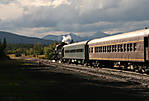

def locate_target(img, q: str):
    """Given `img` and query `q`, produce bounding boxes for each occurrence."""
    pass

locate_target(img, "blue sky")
[0,0,149,37]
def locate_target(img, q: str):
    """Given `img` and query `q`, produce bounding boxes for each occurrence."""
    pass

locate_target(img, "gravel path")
[37,59,149,87]
[24,59,149,101]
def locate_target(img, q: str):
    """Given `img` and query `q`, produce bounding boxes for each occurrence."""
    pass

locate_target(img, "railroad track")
[32,59,149,87]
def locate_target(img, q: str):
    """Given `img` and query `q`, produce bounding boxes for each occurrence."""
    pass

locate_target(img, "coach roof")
[64,41,88,47]
[88,29,149,44]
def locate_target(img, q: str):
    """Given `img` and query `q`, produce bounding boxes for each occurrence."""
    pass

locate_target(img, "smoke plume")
[62,34,72,44]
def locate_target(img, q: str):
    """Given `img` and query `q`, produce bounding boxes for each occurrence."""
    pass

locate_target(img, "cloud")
[0,0,149,37]
[16,0,51,7]
[0,3,23,20]
[0,0,15,4]
[51,0,71,8]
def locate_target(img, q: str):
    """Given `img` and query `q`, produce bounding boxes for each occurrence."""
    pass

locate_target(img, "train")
[55,28,149,73]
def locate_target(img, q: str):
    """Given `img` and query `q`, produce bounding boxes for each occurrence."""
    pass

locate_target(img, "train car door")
[145,36,149,61]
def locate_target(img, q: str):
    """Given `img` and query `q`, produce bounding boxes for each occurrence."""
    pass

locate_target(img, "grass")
[0,59,55,101]
[8,54,46,60]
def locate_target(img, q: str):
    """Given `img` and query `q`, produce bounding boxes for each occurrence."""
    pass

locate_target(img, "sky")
[0,0,149,38]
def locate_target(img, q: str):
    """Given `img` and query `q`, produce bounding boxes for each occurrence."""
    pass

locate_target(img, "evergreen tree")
[2,38,7,50]
[0,40,2,56]
[33,42,43,57]
[0,38,8,59]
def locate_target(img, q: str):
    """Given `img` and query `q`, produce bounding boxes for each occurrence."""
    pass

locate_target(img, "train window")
[123,44,126,52]
[107,45,111,52]
[98,47,100,52]
[127,44,130,51]
[95,47,98,53]
[110,45,112,52]
[114,45,116,52]
[104,46,107,52]
[120,44,123,52]
[98,47,100,53]
[100,47,102,52]
[130,43,133,51]
[97,47,99,53]
[109,46,110,52]
[133,43,137,51]
[107,46,109,52]
[101,47,103,52]
[115,45,117,52]
[73,50,75,53]
[112,45,114,52]
[77,49,83,52]
[77,49,78,52]
[70,50,72,53]
[113,45,116,52]
[65,50,70,53]
[91,47,93,53]
[104,46,106,52]
[117,45,120,52]
[109,46,111,52]
[103,46,105,52]
[96,47,98,53]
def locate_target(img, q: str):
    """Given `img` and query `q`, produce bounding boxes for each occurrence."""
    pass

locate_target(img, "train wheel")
[138,66,145,73]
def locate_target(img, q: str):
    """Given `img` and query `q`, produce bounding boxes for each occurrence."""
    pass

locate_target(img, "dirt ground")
[24,61,149,101]
[1,59,149,101]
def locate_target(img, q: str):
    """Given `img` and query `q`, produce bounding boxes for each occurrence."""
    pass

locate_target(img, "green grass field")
[0,59,54,101]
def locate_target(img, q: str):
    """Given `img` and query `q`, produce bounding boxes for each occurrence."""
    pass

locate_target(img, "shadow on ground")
[0,60,149,101]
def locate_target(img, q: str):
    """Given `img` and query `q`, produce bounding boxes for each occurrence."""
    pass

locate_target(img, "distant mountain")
[0,31,53,44]
[42,34,63,42]
[80,31,111,41]
[42,31,111,42]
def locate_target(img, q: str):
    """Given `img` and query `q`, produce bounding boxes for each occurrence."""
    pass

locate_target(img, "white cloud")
[0,0,149,37]
[0,3,23,20]
[51,0,71,8]
[16,0,51,7]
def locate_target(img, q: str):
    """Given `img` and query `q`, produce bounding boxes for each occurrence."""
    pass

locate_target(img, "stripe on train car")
[89,40,144,47]
[89,57,144,62]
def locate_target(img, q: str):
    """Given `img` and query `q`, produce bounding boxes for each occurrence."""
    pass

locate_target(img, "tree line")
[7,41,59,59]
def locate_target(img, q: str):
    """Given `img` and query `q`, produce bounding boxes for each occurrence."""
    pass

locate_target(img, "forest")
[0,38,59,60]
[9,41,59,59]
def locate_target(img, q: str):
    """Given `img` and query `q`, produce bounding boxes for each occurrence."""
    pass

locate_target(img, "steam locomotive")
[55,28,149,73]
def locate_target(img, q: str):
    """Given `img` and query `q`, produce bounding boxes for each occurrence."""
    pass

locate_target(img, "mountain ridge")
[0,31,53,44]
[42,31,111,42]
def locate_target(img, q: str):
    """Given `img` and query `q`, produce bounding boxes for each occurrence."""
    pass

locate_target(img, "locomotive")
[55,28,149,73]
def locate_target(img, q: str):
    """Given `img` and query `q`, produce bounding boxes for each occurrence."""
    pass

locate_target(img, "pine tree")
[2,38,7,49]
[0,40,2,56]
[0,38,7,58]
